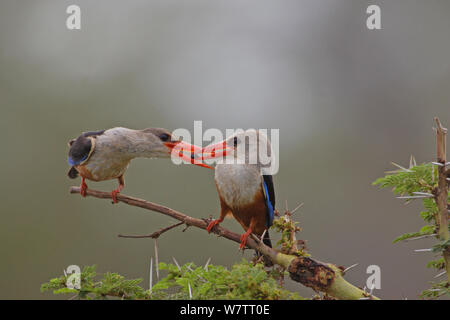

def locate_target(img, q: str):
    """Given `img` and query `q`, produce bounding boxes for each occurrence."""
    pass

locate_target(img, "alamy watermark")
[64,265,81,290]
[365,264,381,295]
[366,5,381,30]
[66,4,381,31]
[66,5,81,30]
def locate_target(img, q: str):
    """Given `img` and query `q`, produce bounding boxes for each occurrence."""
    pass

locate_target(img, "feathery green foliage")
[373,162,436,195]
[152,259,302,300]
[373,159,449,298]
[420,281,450,299]
[40,265,150,300]
[41,260,303,300]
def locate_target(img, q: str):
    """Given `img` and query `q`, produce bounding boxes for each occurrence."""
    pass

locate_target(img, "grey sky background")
[0,0,449,299]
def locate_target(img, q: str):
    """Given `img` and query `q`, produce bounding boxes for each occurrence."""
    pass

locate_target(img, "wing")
[67,130,105,166]
[261,174,276,227]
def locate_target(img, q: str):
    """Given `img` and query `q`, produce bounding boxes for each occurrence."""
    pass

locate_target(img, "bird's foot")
[111,190,120,204]
[80,178,88,197]
[111,181,124,204]
[111,187,123,204]
[239,229,252,250]
[206,218,223,233]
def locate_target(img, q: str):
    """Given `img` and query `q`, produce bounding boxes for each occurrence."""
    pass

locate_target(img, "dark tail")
[67,166,79,179]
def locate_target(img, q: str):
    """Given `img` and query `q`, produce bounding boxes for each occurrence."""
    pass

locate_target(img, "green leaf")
[393,225,435,243]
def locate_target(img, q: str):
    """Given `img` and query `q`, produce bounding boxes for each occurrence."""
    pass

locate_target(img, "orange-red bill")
[177,152,213,169]
[164,141,203,154]
[200,141,233,160]
[164,141,213,169]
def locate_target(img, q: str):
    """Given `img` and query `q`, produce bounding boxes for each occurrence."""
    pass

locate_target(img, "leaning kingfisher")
[200,129,275,250]
[67,127,210,203]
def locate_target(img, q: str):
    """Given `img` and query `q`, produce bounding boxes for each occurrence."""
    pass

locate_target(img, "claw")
[206,218,223,233]
[111,181,124,204]
[111,190,120,204]
[239,228,252,250]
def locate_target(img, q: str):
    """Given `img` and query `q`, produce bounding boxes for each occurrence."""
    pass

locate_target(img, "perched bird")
[67,127,209,203]
[201,130,275,250]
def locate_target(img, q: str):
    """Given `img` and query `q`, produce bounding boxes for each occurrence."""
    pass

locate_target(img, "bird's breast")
[75,165,95,181]
[215,164,261,209]
[81,151,130,181]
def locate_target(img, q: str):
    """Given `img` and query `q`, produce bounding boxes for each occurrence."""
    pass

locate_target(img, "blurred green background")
[0,0,449,299]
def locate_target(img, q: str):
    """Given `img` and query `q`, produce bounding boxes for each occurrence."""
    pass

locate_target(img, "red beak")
[164,141,213,169]
[199,141,234,160]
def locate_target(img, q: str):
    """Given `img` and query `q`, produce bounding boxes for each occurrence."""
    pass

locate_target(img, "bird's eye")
[233,137,238,146]
[159,133,170,142]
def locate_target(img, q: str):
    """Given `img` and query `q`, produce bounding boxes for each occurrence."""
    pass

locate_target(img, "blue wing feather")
[68,154,88,166]
[262,176,275,227]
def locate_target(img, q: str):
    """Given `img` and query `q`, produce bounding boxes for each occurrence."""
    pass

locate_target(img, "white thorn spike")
[405,234,436,241]
[291,202,304,214]
[204,257,211,271]
[260,229,267,244]
[397,195,433,199]
[412,192,434,197]
[186,263,194,272]
[188,282,192,299]
[172,257,181,271]
[343,263,359,273]
[154,239,160,281]
[391,162,412,172]
[434,271,446,278]
[149,257,153,294]
[409,155,417,168]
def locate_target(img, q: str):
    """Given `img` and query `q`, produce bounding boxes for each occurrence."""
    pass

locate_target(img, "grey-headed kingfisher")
[67,127,210,203]
[200,130,275,250]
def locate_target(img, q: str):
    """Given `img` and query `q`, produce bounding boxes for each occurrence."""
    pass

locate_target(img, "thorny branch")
[118,222,184,239]
[69,186,379,300]
[433,117,450,282]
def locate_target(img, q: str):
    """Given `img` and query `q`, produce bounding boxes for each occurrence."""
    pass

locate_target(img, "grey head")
[221,129,273,168]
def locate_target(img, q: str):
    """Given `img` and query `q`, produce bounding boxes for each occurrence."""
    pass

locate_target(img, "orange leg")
[206,204,228,233]
[80,177,88,197]
[239,227,253,250]
[206,217,224,233]
[239,218,257,250]
[111,176,125,204]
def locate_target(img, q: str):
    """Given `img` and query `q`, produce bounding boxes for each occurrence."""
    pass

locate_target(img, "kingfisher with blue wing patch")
[200,129,275,250]
[67,127,210,203]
